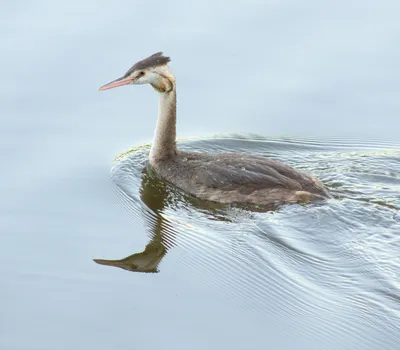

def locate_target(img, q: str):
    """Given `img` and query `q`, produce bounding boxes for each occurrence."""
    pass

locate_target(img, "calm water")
[2,1,400,349]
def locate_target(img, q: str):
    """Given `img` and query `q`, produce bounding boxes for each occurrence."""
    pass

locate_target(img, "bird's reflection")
[94,166,177,273]
[93,162,279,273]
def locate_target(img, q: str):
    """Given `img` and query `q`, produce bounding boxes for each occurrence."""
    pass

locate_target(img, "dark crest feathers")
[124,52,171,77]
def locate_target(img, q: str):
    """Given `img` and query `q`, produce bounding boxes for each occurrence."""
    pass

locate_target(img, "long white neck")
[149,87,177,164]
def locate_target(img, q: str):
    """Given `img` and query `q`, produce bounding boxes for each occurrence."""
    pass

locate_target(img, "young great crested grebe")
[99,52,329,206]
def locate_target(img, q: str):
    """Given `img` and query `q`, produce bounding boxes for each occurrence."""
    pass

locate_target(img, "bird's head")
[99,52,174,93]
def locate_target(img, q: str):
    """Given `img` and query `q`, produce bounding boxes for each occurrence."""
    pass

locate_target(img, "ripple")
[98,135,400,348]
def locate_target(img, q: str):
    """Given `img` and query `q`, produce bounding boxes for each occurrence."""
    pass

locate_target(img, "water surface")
[1,1,400,349]
[93,136,400,349]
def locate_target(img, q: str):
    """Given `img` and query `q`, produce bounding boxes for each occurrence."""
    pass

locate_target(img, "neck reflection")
[94,166,176,273]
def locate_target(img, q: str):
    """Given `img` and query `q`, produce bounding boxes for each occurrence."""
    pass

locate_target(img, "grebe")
[99,52,329,205]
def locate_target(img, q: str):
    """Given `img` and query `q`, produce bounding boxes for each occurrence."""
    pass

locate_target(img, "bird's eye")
[139,71,145,76]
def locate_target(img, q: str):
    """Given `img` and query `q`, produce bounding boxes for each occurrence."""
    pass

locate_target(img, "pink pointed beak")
[99,76,135,91]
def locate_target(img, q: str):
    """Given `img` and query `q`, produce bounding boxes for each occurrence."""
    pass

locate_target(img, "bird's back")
[151,151,329,206]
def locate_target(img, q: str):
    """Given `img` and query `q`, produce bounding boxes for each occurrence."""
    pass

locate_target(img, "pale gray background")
[1,1,399,349]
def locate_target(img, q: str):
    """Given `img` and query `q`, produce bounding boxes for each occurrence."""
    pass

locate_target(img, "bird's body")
[152,150,328,205]
[100,52,329,206]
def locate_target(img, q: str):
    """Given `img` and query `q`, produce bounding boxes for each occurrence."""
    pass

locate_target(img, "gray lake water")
[2,1,400,349]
